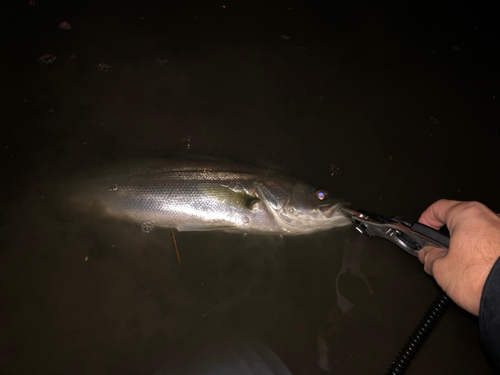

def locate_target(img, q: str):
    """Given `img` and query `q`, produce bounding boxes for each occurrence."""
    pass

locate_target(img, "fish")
[65,158,350,235]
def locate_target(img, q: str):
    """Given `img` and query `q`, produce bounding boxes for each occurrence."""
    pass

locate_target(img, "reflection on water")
[2,196,348,374]
[1,0,499,374]
[153,338,293,375]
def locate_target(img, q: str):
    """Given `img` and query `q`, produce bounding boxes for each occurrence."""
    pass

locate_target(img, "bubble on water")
[242,216,250,224]
[243,232,248,236]
[109,184,118,191]
[280,235,284,239]
[141,221,155,233]
[183,135,192,150]
[329,163,341,176]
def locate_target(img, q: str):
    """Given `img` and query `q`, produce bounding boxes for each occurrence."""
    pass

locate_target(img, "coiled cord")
[385,293,450,375]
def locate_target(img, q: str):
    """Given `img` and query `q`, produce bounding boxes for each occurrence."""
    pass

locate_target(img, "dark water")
[1,0,499,374]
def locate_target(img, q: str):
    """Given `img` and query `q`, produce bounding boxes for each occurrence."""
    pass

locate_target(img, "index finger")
[418,199,463,230]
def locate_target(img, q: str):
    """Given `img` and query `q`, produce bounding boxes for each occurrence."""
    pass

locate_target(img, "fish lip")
[319,202,344,218]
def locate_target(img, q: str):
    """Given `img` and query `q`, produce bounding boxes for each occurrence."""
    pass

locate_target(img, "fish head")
[257,178,351,234]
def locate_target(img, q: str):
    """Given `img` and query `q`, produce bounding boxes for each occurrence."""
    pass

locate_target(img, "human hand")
[418,199,500,316]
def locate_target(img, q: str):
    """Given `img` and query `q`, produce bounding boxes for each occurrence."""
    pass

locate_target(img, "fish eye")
[315,189,327,201]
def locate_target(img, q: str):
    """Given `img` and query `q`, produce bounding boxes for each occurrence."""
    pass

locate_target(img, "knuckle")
[459,201,487,215]
[448,201,491,228]
[435,198,450,205]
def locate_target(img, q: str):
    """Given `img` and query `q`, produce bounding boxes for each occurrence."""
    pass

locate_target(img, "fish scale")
[66,159,349,234]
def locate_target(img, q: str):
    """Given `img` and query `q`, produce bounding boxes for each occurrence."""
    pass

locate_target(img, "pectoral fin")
[246,198,261,210]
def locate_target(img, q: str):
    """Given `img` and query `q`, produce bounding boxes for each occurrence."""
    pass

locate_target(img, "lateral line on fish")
[118,171,261,181]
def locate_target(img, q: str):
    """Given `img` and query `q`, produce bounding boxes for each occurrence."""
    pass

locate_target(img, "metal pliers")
[340,207,450,257]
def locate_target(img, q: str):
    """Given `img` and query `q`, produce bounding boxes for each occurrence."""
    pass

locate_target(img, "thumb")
[418,245,448,277]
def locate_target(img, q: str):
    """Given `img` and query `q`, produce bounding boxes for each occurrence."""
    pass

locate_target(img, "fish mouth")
[270,201,351,234]
[319,201,347,218]
[318,202,352,228]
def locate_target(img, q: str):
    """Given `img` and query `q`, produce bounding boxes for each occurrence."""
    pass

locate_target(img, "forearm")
[480,255,500,368]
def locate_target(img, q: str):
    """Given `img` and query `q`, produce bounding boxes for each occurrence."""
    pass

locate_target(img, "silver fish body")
[67,159,350,235]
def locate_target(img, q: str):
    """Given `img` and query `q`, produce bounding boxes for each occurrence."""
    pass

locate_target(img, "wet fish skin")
[67,159,350,235]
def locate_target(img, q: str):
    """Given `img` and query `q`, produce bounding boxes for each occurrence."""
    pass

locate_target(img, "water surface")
[1,0,499,374]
